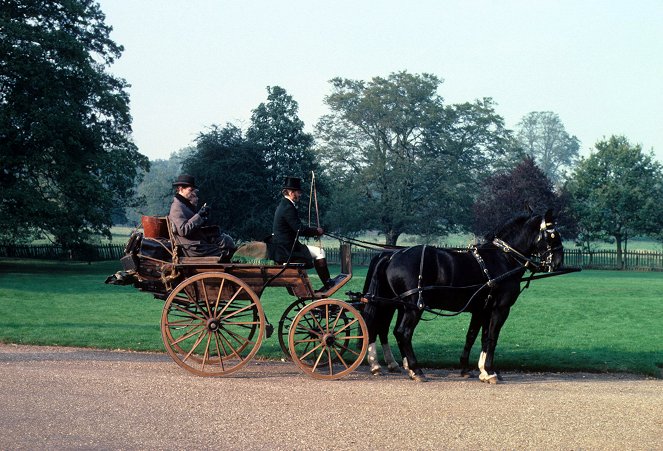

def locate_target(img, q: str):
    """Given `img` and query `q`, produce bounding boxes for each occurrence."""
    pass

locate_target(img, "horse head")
[492,208,564,272]
[534,209,564,272]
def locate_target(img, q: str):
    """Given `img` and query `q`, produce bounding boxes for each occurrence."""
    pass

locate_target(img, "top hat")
[172,174,196,188]
[283,176,303,191]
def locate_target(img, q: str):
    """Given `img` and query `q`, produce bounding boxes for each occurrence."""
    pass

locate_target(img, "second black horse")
[362,209,564,383]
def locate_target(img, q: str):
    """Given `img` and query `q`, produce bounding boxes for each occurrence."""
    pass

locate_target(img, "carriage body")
[106,216,368,380]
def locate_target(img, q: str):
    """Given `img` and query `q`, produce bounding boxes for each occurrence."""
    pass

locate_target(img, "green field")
[0,259,661,377]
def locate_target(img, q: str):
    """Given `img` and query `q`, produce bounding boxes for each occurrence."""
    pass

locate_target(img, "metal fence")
[2,243,663,271]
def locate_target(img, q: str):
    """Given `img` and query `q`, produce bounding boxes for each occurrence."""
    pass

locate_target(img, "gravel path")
[0,343,661,450]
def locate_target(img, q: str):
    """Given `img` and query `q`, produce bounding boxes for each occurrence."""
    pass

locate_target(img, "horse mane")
[483,212,538,243]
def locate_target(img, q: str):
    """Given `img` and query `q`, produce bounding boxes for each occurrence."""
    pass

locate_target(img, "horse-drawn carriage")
[106,216,369,380]
[107,210,578,383]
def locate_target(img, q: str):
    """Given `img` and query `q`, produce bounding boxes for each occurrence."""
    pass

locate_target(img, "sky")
[97,0,663,163]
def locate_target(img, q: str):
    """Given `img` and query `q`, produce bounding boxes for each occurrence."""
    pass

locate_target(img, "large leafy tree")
[515,111,580,186]
[182,124,272,240]
[246,86,317,193]
[316,71,514,245]
[0,0,148,246]
[567,135,663,267]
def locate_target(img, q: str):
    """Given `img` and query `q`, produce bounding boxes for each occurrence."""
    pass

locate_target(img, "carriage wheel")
[288,299,368,380]
[161,272,264,377]
[277,299,308,359]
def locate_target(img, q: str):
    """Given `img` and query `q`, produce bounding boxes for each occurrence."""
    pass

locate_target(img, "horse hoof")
[371,367,384,376]
[480,373,499,384]
[387,364,401,373]
[409,371,428,382]
[460,371,473,379]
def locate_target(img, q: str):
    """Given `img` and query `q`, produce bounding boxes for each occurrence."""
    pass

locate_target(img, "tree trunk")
[385,229,400,247]
[615,234,624,269]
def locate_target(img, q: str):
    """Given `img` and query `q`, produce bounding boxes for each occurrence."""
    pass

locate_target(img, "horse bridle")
[492,218,562,273]
[536,218,563,272]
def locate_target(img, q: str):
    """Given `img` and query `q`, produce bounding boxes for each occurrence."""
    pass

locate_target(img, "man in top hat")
[168,174,235,260]
[271,176,333,290]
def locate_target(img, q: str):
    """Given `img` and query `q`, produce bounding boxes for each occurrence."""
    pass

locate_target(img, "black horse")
[362,209,564,383]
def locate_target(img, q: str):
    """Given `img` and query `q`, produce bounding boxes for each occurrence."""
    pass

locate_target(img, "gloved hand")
[198,204,210,219]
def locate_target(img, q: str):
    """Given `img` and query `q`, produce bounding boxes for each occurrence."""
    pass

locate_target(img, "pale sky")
[98,0,663,163]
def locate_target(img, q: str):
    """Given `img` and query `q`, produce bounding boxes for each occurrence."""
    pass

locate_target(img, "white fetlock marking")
[367,343,381,374]
[408,368,418,379]
[478,351,489,380]
[402,357,409,371]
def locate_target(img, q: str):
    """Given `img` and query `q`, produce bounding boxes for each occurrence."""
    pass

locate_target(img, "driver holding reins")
[270,176,334,291]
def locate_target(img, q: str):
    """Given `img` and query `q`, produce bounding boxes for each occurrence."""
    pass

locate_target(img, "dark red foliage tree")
[472,157,567,237]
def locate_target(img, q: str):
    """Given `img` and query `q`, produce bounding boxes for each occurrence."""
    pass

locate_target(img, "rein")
[323,232,405,251]
[365,236,547,317]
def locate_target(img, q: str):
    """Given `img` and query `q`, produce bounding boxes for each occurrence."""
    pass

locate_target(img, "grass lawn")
[0,258,661,377]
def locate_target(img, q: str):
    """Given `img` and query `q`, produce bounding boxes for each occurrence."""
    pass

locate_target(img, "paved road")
[0,344,661,450]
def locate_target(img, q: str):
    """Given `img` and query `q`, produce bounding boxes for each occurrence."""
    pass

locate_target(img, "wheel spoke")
[170,302,206,322]
[182,329,208,362]
[201,333,213,371]
[310,345,326,373]
[299,340,324,361]
[331,345,350,370]
[213,333,226,371]
[334,317,359,335]
[217,329,245,362]
[169,324,205,346]
[211,278,225,318]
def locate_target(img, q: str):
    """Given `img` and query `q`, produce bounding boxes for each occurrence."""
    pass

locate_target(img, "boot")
[314,258,333,291]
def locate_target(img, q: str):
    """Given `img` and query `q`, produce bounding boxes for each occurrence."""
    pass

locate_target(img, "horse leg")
[363,302,384,376]
[394,309,426,382]
[477,322,496,384]
[460,311,482,378]
[478,306,511,384]
[382,307,401,372]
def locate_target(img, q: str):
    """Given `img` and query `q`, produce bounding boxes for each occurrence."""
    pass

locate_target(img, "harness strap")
[492,238,541,272]
[416,245,426,310]
[472,246,492,282]
[472,246,494,308]
[392,245,427,310]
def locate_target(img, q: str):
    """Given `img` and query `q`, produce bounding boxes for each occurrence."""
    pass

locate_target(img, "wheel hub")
[322,332,336,346]
[207,318,220,332]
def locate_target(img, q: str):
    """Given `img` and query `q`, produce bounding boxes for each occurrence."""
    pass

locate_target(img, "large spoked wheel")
[161,272,265,377]
[288,299,368,380]
[277,298,308,359]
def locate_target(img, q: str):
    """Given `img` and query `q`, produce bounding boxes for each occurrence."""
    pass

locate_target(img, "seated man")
[270,176,333,290]
[168,174,235,260]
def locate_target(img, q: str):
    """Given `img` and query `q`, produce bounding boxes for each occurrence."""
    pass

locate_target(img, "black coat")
[168,195,234,258]
[271,197,319,267]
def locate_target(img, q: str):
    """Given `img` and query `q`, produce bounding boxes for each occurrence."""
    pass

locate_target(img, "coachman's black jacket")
[270,197,319,268]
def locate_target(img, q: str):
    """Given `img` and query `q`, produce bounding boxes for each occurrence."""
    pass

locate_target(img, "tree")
[182,124,272,240]
[516,111,580,186]
[246,86,317,193]
[0,0,149,246]
[472,157,560,237]
[315,71,515,245]
[567,135,663,268]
